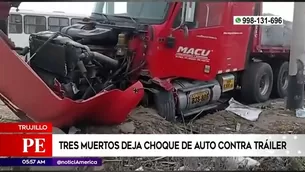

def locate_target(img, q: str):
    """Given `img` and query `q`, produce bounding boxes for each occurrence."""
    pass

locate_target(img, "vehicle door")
[152,2,226,81]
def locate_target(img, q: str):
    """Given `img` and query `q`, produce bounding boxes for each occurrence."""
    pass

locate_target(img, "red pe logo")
[0,134,52,156]
[19,135,52,156]
[23,138,46,153]
[0,123,52,157]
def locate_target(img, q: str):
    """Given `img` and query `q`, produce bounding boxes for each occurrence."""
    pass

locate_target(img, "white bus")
[8,8,88,48]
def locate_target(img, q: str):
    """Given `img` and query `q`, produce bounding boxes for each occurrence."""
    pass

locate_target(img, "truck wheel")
[271,61,289,98]
[241,62,273,103]
[153,89,176,122]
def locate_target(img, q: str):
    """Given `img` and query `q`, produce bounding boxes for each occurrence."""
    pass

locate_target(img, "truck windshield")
[92,2,169,23]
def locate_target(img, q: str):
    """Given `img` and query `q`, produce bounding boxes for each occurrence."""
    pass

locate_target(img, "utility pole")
[286,2,305,110]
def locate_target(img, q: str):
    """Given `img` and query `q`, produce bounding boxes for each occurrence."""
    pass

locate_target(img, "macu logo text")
[175,46,212,62]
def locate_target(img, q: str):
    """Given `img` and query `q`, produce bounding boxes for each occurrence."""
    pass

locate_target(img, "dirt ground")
[1,99,305,171]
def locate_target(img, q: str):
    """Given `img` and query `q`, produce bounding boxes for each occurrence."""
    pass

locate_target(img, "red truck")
[0,2,292,128]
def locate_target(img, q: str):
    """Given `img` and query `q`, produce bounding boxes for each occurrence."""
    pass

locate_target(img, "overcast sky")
[18,2,295,21]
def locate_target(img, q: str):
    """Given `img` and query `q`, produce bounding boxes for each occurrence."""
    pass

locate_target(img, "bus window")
[48,17,69,32]
[71,18,83,25]
[24,15,46,34]
[8,14,22,33]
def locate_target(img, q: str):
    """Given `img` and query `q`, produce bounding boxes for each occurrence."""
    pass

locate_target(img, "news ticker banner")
[0,123,305,157]
[0,158,101,166]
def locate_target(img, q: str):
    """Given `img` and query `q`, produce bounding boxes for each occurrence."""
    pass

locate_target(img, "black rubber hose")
[76,60,87,75]
[90,52,119,69]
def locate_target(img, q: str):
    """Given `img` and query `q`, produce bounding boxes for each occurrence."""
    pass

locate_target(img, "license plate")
[190,91,209,104]
[223,79,234,90]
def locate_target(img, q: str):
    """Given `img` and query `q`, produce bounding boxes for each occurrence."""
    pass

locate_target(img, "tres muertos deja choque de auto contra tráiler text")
[58,140,287,150]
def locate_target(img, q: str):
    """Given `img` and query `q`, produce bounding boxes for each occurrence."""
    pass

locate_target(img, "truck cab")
[92,2,265,120]
[93,2,257,80]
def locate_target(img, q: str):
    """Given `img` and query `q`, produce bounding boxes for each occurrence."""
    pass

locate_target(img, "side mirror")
[177,24,189,38]
[165,2,195,48]
[181,2,196,23]
[165,24,189,48]
[178,2,196,38]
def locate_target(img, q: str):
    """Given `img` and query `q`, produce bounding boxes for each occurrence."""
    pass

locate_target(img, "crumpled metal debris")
[296,108,305,118]
[225,98,262,121]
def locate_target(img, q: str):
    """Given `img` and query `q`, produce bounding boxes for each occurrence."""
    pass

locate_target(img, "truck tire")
[271,61,288,98]
[241,62,273,103]
[153,89,176,122]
